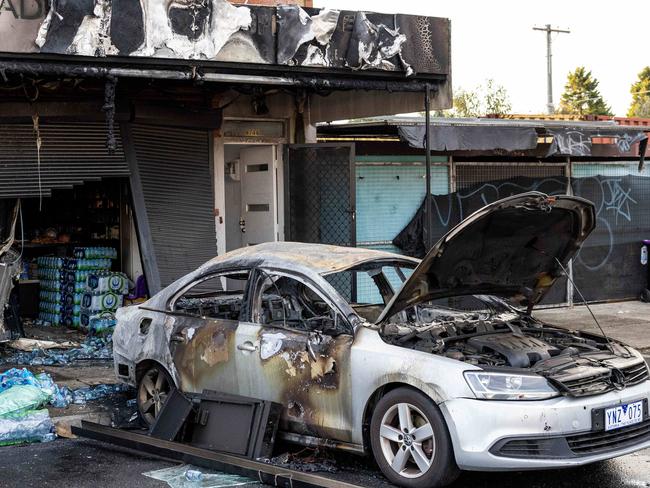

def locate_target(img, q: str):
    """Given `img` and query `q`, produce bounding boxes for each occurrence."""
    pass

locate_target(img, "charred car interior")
[172,272,249,320]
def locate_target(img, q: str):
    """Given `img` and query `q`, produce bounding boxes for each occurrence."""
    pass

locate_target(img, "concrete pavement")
[534,300,650,353]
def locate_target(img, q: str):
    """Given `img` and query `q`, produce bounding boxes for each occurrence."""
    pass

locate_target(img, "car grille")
[496,438,559,458]
[555,362,649,397]
[567,419,650,455]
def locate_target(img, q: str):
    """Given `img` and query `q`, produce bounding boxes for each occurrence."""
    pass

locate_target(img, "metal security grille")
[286,143,355,300]
[571,162,650,301]
[455,163,567,190]
[0,122,128,198]
[129,124,216,292]
[285,144,355,246]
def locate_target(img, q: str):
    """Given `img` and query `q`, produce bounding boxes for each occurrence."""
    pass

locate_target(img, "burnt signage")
[0,0,44,19]
[0,0,450,77]
[0,0,44,53]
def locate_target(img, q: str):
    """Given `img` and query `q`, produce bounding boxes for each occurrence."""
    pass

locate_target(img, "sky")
[313,0,647,116]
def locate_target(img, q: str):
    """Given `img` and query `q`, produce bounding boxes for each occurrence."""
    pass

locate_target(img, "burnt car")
[114,192,650,487]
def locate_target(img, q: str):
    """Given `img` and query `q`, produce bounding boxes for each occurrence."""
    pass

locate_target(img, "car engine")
[379,308,635,370]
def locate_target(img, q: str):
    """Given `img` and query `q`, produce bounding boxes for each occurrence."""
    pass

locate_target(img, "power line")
[533,24,570,114]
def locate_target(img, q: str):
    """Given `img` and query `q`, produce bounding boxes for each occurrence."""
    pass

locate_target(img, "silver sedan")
[113,193,650,487]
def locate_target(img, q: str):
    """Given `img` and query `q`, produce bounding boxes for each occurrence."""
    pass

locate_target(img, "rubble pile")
[0,367,132,445]
[0,334,113,366]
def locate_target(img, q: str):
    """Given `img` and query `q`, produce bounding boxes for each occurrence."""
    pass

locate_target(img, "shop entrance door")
[239,145,278,246]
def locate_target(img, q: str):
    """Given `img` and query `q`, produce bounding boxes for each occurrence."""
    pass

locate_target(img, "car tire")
[137,364,175,426]
[369,387,460,488]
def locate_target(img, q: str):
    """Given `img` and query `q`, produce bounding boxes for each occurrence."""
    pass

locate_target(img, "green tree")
[452,88,482,117]
[436,79,511,117]
[627,67,650,118]
[558,67,612,116]
[484,79,512,115]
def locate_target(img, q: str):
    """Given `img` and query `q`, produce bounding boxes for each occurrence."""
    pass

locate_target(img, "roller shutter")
[0,122,128,198]
[129,124,216,291]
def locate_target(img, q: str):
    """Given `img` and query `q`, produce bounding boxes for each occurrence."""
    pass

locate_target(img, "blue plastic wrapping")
[0,385,50,417]
[0,409,55,446]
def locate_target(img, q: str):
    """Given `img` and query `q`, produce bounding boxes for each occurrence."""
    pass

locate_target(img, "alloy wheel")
[378,402,436,479]
[138,367,172,425]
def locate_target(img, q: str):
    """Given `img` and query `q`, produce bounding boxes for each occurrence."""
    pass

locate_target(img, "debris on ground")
[54,421,76,439]
[0,369,57,445]
[7,338,80,351]
[0,367,134,445]
[71,383,131,405]
[0,334,113,366]
[265,448,339,473]
[142,464,256,488]
[110,398,143,430]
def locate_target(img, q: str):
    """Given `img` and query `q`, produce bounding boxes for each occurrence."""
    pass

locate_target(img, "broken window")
[253,271,345,336]
[325,262,416,323]
[171,271,250,321]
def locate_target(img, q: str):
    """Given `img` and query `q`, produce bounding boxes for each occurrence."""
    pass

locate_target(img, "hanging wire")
[31,113,43,211]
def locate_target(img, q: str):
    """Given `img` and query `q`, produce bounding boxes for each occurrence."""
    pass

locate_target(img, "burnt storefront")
[0,1,452,335]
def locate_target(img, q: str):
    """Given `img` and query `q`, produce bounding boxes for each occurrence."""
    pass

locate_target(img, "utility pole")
[533,24,570,114]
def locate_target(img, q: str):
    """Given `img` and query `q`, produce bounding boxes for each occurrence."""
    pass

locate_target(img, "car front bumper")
[440,380,650,471]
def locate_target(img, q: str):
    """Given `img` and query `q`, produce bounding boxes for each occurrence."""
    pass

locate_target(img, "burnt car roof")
[200,242,419,275]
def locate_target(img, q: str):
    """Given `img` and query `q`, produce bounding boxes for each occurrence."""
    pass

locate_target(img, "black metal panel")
[190,390,281,459]
[110,0,145,55]
[39,0,95,54]
[129,124,216,292]
[0,122,128,199]
[150,389,194,442]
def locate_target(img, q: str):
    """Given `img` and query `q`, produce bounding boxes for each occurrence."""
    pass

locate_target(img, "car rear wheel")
[137,364,174,426]
[370,387,459,488]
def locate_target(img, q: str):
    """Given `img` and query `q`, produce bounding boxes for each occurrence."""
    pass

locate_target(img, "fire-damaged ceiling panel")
[6,1,450,77]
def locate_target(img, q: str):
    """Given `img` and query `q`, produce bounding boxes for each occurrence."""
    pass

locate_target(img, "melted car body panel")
[171,316,239,394]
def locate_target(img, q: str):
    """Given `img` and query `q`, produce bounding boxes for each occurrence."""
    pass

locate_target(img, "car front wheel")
[370,387,459,488]
[137,364,174,426]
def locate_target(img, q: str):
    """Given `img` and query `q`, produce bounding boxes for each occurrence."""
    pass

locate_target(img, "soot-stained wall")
[4,0,450,77]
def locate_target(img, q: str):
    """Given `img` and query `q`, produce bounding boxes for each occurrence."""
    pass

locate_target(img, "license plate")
[604,400,644,431]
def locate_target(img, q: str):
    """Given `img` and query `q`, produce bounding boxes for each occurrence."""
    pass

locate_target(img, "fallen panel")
[150,389,194,442]
[190,390,281,460]
[72,421,364,488]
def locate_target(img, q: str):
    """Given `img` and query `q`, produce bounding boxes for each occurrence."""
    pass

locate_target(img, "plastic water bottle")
[185,470,204,482]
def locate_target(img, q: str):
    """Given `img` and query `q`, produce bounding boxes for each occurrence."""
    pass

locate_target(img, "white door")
[240,145,277,246]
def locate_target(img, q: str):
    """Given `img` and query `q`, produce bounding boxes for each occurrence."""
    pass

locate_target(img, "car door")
[168,270,250,395]
[234,268,355,443]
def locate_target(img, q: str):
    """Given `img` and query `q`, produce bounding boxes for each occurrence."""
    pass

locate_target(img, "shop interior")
[11,178,145,335]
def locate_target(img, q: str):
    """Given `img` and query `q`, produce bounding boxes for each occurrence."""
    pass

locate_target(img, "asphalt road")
[2,437,650,488]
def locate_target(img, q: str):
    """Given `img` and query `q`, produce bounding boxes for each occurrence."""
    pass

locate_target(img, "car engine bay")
[379,304,648,396]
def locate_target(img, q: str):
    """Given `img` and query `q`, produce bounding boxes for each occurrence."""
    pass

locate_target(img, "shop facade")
[0,1,452,331]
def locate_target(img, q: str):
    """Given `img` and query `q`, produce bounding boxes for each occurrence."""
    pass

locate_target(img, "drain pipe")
[424,85,433,251]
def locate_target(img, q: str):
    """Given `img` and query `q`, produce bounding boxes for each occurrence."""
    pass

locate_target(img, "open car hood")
[376,192,596,324]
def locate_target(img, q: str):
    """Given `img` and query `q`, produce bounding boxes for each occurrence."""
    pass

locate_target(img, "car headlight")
[464,371,559,400]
